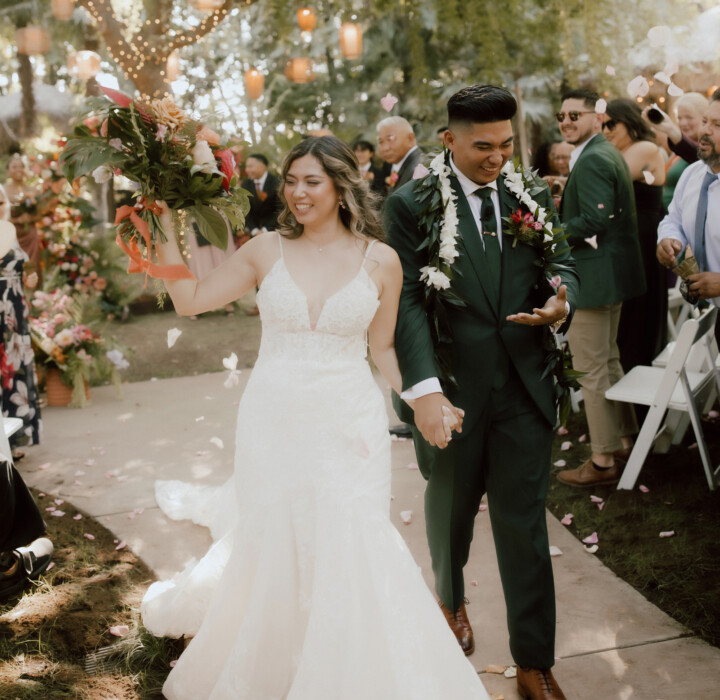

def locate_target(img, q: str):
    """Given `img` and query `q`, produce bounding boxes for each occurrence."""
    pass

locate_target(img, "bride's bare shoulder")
[367,239,401,269]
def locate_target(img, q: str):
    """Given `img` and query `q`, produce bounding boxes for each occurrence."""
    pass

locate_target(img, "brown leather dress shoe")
[438,600,474,655]
[517,666,567,700]
[556,458,620,488]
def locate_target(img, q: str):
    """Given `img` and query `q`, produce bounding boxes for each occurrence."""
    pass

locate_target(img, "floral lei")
[414,153,581,422]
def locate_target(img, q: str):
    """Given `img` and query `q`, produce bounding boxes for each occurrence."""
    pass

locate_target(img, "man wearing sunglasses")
[555,88,645,488]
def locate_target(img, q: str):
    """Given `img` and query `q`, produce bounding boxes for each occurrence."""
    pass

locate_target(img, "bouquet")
[59,87,250,282]
[672,245,701,305]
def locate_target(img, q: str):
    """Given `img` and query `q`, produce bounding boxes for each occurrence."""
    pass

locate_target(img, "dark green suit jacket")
[559,134,645,309]
[385,169,580,432]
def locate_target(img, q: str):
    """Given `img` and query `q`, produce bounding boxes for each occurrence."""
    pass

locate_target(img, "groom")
[385,85,578,700]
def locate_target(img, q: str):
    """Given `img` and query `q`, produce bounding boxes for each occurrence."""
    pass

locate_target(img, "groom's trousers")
[411,367,556,670]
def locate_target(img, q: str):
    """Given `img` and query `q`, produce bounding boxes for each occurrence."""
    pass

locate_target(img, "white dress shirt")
[658,160,720,307]
[254,170,268,191]
[568,133,598,171]
[392,145,419,174]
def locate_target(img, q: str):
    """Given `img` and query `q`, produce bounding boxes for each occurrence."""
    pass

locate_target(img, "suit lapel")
[452,177,500,315]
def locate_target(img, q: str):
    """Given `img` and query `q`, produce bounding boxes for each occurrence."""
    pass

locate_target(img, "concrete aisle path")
[18,372,720,699]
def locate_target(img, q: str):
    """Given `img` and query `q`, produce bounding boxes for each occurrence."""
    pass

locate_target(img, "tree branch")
[171,0,233,49]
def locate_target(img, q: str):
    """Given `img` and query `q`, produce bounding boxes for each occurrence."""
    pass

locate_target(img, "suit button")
[533,284,539,290]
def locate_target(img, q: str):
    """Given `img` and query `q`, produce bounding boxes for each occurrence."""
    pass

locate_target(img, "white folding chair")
[667,279,700,341]
[606,307,720,490]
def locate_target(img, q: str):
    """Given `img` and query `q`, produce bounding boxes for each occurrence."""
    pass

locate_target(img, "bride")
[142,135,489,699]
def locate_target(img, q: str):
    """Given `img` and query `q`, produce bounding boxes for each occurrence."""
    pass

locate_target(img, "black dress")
[617,181,668,372]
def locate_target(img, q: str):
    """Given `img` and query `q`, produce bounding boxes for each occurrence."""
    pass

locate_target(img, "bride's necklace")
[303,232,346,253]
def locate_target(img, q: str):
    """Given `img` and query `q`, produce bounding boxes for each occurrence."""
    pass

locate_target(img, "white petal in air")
[584,235,598,250]
[412,164,430,179]
[653,72,671,85]
[605,65,616,76]
[627,75,650,99]
[664,58,679,77]
[380,93,399,112]
[595,99,607,114]
[643,171,655,185]
[647,25,672,48]
[668,82,684,97]
[222,352,238,371]
[167,328,182,348]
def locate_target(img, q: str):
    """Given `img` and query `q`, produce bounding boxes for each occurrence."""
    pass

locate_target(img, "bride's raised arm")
[155,202,259,316]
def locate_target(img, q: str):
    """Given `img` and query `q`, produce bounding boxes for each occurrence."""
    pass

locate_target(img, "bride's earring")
[338,197,346,210]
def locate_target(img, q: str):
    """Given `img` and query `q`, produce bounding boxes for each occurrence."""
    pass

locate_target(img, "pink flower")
[93,278,107,291]
[155,124,168,141]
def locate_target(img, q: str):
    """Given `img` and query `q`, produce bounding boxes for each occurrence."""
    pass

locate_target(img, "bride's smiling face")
[284,155,340,228]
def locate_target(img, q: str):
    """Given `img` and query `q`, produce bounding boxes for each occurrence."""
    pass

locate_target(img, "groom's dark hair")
[447,85,517,126]
[561,88,600,110]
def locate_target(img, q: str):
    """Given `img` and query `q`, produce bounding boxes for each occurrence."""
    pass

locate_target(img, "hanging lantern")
[167,51,181,81]
[69,50,101,80]
[51,0,75,20]
[285,58,314,84]
[190,0,224,11]
[297,7,317,32]
[16,26,51,56]
[339,23,362,59]
[245,68,264,100]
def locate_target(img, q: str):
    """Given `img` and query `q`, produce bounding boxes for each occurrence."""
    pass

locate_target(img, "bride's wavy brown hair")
[277,136,385,242]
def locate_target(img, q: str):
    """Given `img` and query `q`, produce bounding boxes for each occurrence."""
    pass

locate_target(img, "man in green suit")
[385,85,579,700]
[555,89,645,489]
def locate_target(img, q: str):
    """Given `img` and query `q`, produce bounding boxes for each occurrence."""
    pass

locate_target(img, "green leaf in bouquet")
[189,205,230,250]
[59,137,125,181]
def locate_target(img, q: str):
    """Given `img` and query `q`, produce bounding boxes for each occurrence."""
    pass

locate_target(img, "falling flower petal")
[554,459,566,467]
[627,75,650,99]
[560,513,573,526]
[549,545,563,557]
[584,235,598,250]
[399,510,413,524]
[595,99,607,114]
[210,436,224,449]
[556,426,569,436]
[598,502,605,511]
[115,540,127,551]
[647,25,672,47]
[598,203,605,209]
[486,665,506,675]
[167,328,182,348]
[222,352,238,371]
[73,514,83,521]
[169,660,177,668]
[639,484,650,493]
[560,441,572,451]
[653,72,672,85]
[688,442,698,450]
[668,82,684,97]
[584,544,599,554]
[578,434,587,443]
[664,58,679,77]
[643,170,655,185]
[380,93,399,112]
[83,533,95,540]
[605,65,616,76]
[50,510,65,517]
[659,530,676,538]
[582,531,599,545]
[504,666,518,679]
[550,275,562,289]
[109,625,130,637]
[412,164,430,179]
[478,503,488,512]
[407,461,419,470]
[590,495,604,503]
[37,462,51,470]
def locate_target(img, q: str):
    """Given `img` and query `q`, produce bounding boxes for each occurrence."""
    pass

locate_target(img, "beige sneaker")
[556,458,620,487]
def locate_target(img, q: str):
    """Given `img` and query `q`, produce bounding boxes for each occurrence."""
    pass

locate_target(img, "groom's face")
[445,120,514,185]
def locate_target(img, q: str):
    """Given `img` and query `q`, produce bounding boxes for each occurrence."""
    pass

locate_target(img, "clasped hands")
[506,285,568,327]
[410,394,465,450]
[657,238,720,300]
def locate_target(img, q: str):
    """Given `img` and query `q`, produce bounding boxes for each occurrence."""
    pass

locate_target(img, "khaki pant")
[567,303,638,453]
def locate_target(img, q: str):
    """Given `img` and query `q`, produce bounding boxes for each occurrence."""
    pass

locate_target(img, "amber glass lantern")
[297,7,317,31]
[16,27,51,56]
[51,0,75,20]
[339,23,362,59]
[245,68,265,100]
[285,58,314,84]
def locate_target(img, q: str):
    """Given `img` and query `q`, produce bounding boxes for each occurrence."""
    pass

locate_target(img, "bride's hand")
[442,404,465,441]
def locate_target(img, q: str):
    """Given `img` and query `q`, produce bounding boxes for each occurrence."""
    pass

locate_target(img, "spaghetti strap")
[276,231,284,258]
[362,239,377,264]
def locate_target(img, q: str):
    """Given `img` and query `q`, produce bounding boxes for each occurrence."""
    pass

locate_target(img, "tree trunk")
[17,53,36,138]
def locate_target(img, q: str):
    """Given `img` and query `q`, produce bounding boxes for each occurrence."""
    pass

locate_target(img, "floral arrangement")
[59,88,250,282]
[29,290,126,407]
[413,153,581,422]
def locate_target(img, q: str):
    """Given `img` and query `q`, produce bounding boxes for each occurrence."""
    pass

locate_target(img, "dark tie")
[694,170,716,272]
[476,187,502,295]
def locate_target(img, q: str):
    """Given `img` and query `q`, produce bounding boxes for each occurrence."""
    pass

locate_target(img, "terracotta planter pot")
[45,366,89,407]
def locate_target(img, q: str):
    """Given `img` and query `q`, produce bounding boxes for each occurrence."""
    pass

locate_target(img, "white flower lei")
[421,157,556,291]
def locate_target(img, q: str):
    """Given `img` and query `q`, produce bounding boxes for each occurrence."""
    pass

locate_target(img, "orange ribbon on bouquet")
[114,197,195,286]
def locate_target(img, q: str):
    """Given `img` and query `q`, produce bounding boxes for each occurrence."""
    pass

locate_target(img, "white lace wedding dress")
[141,235,489,699]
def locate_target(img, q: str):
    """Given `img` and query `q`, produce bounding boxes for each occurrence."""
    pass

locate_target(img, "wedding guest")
[436,125,449,144]
[386,84,578,700]
[603,98,668,371]
[657,88,720,344]
[0,184,41,459]
[4,155,42,282]
[241,154,282,237]
[376,117,424,194]
[556,88,644,488]
[643,93,709,210]
[352,139,385,195]
[533,139,574,205]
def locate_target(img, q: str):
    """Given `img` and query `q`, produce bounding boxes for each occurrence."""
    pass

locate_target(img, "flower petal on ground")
[109,625,130,637]
[554,459,566,467]
[659,530,676,538]
[486,665,506,674]
[561,513,573,526]
[399,510,412,524]
[582,531,599,545]
[560,441,572,451]
[73,514,82,520]
[584,544,599,554]
[407,461,419,470]
[50,510,65,517]
[578,434,587,443]
[504,666,518,679]
[556,426,569,436]
[590,495,604,503]
[115,541,127,551]
[210,436,224,449]
[639,484,650,493]
[222,352,238,371]
[167,328,182,348]
[37,462,51,470]
[471,579,478,586]
[478,503,488,512]
[83,533,95,540]
[549,546,563,557]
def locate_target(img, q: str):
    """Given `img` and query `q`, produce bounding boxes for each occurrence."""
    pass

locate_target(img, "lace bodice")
[256,238,380,363]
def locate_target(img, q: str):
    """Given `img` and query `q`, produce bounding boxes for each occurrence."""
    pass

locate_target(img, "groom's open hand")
[506,285,568,327]
[412,393,464,449]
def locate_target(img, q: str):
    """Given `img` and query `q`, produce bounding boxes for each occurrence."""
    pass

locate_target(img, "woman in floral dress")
[0,184,41,454]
